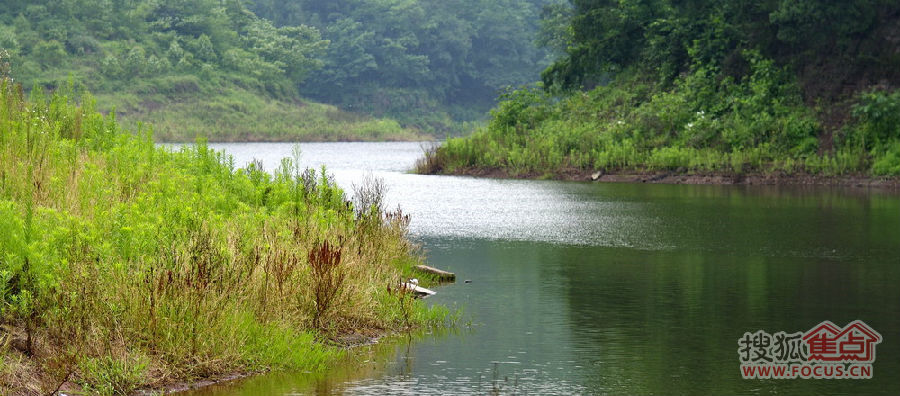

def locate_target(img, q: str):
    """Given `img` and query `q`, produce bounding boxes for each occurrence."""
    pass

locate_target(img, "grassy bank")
[418,69,900,180]
[418,1,900,182]
[90,80,428,143]
[0,79,449,395]
[18,62,428,143]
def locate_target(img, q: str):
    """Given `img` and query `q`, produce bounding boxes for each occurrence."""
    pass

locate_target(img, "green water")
[181,142,900,395]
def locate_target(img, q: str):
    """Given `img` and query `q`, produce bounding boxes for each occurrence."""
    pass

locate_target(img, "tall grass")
[90,83,429,143]
[0,79,448,395]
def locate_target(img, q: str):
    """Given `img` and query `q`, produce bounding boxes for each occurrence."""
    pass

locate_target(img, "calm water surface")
[180,142,900,395]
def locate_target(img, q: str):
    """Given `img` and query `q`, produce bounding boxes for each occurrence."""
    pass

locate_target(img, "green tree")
[32,40,67,68]
[247,0,556,127]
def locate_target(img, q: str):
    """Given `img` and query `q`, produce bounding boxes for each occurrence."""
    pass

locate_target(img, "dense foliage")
[422,0,900,177]
[0,79,448,394]
[247,0,558,130]
[0,0,557,138]
[543,0,900,95]
[2,0,325,89]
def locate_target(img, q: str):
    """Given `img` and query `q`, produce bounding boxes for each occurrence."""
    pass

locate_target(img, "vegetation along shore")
[417,1,900,183]
[437,166,900,188]
[0,77,451,395]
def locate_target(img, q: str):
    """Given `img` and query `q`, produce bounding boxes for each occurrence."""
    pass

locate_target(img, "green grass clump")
[91,82,429,143]
[0,79,449,395]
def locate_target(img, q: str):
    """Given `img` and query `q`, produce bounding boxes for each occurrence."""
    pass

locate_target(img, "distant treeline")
[247,0,558,128]
[0,0,559,136]
[1,0,324,95]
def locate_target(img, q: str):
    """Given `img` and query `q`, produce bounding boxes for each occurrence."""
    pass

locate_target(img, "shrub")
[32,40,66,68]
[872,142,900,175]
[847,90,900,151]
[489,86,553,132]
[76,355,148,396]
[307,240,346,330]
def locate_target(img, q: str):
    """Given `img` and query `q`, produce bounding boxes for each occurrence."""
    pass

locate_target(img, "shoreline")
[436,167,900,189]
[134,333,390,395]
[153,136,438,144]
[88,334,386,395]
[31,335,375,396]
[133,371,265,395]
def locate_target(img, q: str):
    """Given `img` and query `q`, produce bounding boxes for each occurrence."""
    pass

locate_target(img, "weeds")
[352,173,388,243]
[308,240,346,330]
[352,173,386,219]
[0,81,444,394]
[389,280,416,331]
[76,355,148,396]
[414,145,445,175]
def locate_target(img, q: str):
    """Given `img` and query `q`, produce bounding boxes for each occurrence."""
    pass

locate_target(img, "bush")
[847,90,900,151]
[32,40,67,68]
[66,34,102,55]
[872,142,900,175]
[77,355,148,396]
[489,86,554,132]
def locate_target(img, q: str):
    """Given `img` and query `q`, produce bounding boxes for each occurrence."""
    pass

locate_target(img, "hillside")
[0,0,557,140]
[247,0,557,131]
[0,0,429,142]
[420,1,900,180]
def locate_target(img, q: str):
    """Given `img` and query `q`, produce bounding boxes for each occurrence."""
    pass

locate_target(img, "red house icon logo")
[803,320,882,363]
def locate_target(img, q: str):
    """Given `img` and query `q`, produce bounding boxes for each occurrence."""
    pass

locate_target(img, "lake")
[180,142,900,395]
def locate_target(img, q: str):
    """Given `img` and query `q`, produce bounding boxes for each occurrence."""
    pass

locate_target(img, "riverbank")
[0,81,449,395]
[432,166,900,188]
[416,57,900,183]
[93,87,431,143]
[136,329,402,395]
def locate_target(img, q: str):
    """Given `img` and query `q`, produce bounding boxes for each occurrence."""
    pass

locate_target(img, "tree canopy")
[247,0,558,127]
[1,0,561,134]
[544,0,900,100]
[1,0,327,94]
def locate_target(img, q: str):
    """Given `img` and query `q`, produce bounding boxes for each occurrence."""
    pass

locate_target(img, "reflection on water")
[177,142,900,395]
